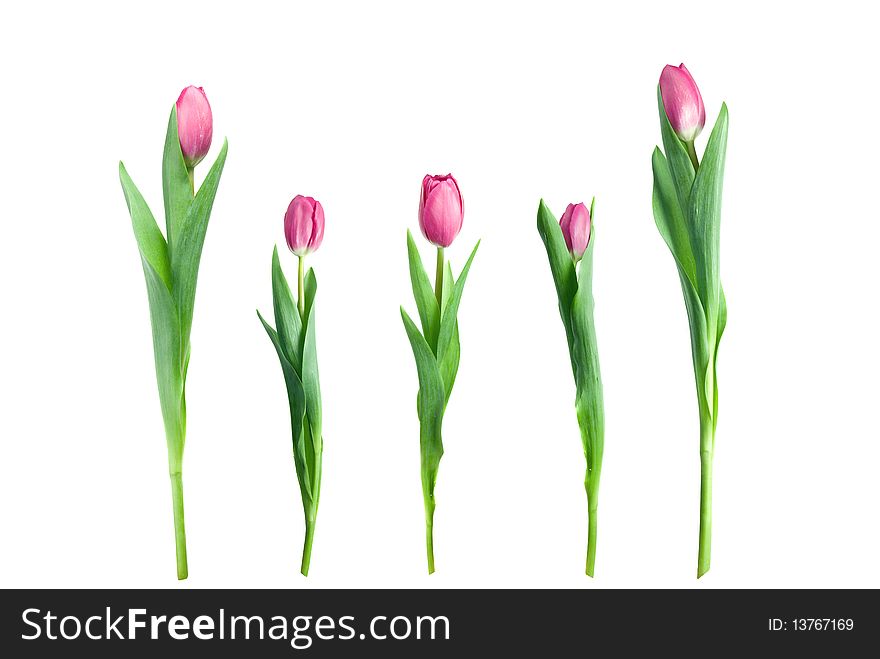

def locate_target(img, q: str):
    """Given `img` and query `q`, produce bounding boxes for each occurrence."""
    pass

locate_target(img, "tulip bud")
[659,64,706,143]
[284,195,325,257]
[559,202,591,262]
[418,174,464,248]
[176,86,213,168]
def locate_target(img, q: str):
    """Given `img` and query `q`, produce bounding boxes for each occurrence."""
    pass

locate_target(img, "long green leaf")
[400,308,445,498]
[537,199,577,349]
[438,263,460,404]
[171,139,229,348]
[406,230,440,353]
[688,104,728,319]
[301,270,323,471]
[437,241,479,367]
[142,255,185,470]
[271,247,303,371]
[570,234,604,500]
[258,310,311,501]
[162,106,193,254]
[119,162,172,289]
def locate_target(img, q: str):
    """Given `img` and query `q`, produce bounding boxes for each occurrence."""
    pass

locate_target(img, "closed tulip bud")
[284,195,325,256]
[419,174,464,248]
[559,202,591,262]
[659,64,706,143]
[176,86,213,168]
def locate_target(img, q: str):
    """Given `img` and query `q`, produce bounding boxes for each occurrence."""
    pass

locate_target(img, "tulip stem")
[297,255,305,319]
[186,166,195,195]
[698,413,714,578]
[434,247,444,313]
[301,517,316,577]
[685,140,700,172]
[170,472,188,580]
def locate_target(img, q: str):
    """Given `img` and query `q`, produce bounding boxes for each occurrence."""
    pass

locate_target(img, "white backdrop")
[1,0,877,589]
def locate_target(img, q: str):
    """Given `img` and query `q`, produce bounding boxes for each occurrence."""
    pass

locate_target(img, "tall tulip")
[559,202,591,262]
[176,86,213,170]
[284,195,325,318]
[659,64,705,169]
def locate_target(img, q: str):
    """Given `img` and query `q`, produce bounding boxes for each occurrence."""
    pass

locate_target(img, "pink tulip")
[176,86,213,168]
[559,202,591,262]
[284,195,325,256]
[659,64,706,143]
[419,174,464,248]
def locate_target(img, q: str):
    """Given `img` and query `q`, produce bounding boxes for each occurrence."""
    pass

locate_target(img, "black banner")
[0,589,874,655]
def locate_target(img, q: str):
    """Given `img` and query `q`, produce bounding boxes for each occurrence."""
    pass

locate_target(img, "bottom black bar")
[1,589,873,655]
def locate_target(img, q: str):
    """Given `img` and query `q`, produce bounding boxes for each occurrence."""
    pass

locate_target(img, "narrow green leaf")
[171,139,228,348]
[258,310,311,501]
[570,232,604,499]
[537,199,577,345]
[119,162,172,290]
[688,104,729,319]
[400,308,445,497]
[438,263,460,403]
[271,247,303,371]
[437,240,479,366]
[657,85,696,212]
[301,272,322,461]
[142,255,185,469]
[304,267,317,325]
[406,230,440,353]
[162,105,194,253]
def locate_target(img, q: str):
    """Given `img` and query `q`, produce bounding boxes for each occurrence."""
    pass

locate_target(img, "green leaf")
[301,271,323,470]
[537,199,577,347]
[162,105,194,254]
[688,103,729,319]
[258,310,311,501]
[142,255,185,471]
[119,162,172,290]
[271,247,303,371]
[171,139,228,349]
[657,85,696,213]
[406,230,441,353]
[437,240,479,367]
[304,267,317,326]
[400,308,445,498]
[651,147,698,292]
[570,231,604,500]
[438,263,460,404]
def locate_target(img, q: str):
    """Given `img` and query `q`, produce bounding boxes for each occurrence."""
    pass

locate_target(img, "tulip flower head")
[419,174,464,248]
[559,202,591,262]
[284,195,325,257]
[176,86,213,168]
[659,64,706,144]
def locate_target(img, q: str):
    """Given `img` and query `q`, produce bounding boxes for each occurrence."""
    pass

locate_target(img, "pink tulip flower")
[659,64,706,143]
[176,86,213,168]
[284,195,325,256]
[559,202,591,262]
[419,174,464,248]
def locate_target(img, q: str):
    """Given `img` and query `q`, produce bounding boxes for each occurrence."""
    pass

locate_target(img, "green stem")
[685,140,700,172]
[301,518,315,577]
[297,255,305,319]
[586,505,598,577]
[170,472,188,580]
[186,166,195,195]
[424,497,436,575]
[698,416,714,578]
[434,247,444,312]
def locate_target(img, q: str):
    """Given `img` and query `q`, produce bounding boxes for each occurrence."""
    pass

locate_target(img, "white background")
[1,0,877,589]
